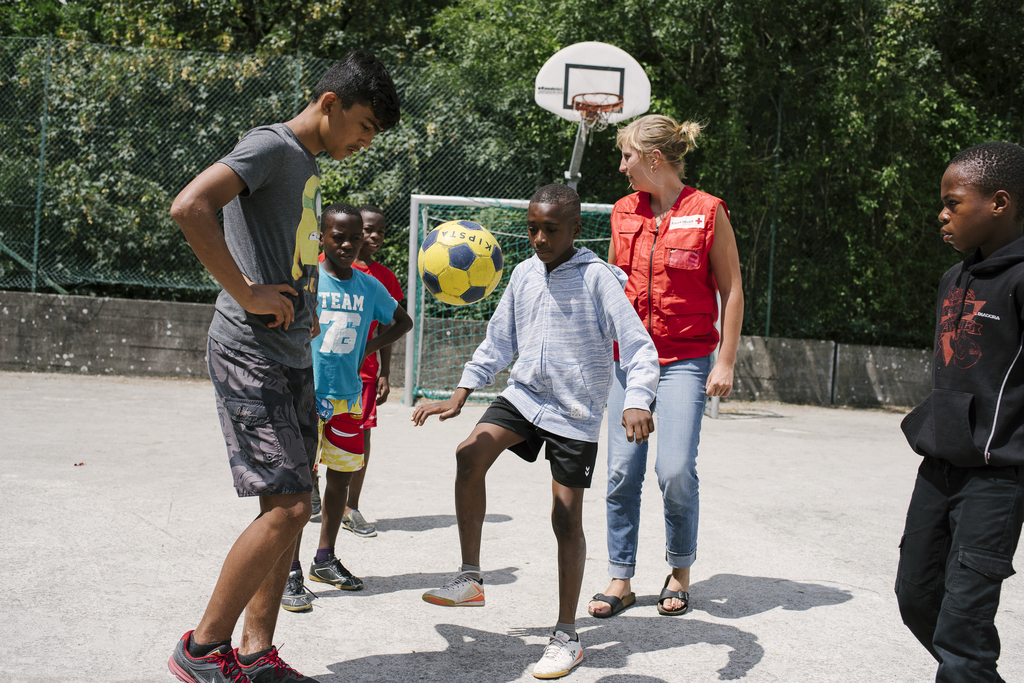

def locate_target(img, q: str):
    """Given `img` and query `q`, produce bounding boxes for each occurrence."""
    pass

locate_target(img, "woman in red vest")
[589,115,744,618]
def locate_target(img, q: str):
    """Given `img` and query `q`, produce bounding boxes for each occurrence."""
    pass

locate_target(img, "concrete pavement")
[1,371,1021,682]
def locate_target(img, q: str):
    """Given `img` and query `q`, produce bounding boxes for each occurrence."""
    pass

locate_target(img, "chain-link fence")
[1,36,960,349]
[0,36,542,295]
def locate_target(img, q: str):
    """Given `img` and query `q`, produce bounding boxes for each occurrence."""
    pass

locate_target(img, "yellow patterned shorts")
[316,397,365,472]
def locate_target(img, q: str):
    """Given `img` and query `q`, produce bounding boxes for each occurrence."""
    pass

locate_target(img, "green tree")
[5,0,1023,345]
[2,0,447,64]
[428,0,1024,346]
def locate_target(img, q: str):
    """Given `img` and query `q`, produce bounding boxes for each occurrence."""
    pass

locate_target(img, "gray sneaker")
[342,509,377,537]
[309,555,364,590]
[281,569,315,612]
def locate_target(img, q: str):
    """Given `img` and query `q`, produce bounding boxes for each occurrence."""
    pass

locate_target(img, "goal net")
[403,195,614,404]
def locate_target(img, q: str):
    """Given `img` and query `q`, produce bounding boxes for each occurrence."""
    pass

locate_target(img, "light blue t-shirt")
[313,265,398,410]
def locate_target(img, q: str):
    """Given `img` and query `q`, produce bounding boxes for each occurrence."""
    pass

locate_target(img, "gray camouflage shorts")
[207,337,317,497]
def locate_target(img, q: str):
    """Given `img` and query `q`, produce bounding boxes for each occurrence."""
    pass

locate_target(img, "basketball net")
[572,92,623,134]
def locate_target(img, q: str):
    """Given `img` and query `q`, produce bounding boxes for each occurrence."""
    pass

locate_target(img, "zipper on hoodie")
[984,329,1024,463]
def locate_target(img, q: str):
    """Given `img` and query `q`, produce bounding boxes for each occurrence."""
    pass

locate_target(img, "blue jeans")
[605,355,710,579]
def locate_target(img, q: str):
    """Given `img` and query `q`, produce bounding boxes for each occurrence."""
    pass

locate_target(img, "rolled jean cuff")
[608,561,636,580]
[667,548,696,569]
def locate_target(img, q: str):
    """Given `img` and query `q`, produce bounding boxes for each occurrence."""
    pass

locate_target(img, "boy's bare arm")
[622,408,654,444]
[363,305,413,360]
[411,387,474,426]
[376,320,395,402]
[170,162,298,329]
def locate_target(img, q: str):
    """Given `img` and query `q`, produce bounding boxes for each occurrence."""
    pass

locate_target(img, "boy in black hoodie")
[898,141,1024,682]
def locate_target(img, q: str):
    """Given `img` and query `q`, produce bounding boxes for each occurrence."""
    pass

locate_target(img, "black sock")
[237,646,273,666]
[555,621,577,639]
[290,560,302,572]
[187,632,231,658]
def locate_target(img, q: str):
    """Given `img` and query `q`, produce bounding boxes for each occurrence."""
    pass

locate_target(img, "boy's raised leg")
[423,423,521,607]
[454,424,522,565]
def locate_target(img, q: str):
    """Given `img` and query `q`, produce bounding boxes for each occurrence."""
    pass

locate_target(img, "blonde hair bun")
[616,114,702,179]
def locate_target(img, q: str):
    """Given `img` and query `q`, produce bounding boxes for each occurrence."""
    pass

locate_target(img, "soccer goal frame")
[402,194,614,407]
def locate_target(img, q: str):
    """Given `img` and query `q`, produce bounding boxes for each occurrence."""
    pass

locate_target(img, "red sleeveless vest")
[611,187,726,364]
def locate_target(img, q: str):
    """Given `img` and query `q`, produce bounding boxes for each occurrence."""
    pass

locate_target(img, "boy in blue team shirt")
[282,202,412,612]
[412,184,659,679]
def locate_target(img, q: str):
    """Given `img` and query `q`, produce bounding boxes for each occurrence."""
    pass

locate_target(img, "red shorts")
[360,380,378,430]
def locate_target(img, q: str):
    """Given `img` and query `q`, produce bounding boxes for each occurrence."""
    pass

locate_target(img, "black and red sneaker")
[168,631,247,683]
[238,646,318,682]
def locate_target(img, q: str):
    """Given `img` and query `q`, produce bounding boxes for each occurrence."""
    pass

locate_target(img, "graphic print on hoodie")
[939,286,986,369]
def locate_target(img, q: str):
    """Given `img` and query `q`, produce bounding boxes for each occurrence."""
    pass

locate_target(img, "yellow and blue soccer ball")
[418,220,504,306]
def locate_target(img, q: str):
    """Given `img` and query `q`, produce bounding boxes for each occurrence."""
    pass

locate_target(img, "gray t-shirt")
[208,123,322,368]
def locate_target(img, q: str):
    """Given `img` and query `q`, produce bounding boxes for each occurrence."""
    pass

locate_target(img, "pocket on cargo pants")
[945,546,1015,619]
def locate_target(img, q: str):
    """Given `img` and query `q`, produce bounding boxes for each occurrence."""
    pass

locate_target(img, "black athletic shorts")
[479,395,598,489]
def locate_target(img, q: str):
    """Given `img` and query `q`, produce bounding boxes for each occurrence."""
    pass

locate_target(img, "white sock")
[460,563,482,581]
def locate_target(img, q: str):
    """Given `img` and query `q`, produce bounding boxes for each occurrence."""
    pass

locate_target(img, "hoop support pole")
[565,121,588,191]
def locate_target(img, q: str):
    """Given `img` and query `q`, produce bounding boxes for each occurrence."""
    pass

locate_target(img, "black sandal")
[657,575,689,616]
[588,592,636,618]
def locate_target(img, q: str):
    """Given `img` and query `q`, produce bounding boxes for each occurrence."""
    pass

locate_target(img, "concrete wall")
[1,291,213,377]
[0,290,406,381]
[833,343,932,407]
[731,336,836,404]
[1,290,930,407]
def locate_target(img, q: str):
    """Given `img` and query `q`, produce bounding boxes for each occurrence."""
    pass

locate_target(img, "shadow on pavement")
[316,574,855,680]
[512,618,761,681]
[320,617,761,682]
[305,566,521,600]
[715,408,788,420]
[371,513,512,533]
[686,573,854,618]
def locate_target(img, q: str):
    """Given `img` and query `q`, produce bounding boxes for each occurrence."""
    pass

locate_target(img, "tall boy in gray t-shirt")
[167,51,400,683]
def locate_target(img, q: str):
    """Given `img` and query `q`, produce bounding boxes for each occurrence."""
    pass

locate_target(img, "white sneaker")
[532,631,583,679]
[421,573,485,607]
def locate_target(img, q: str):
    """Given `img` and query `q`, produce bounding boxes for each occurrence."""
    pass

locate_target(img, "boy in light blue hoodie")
[412,184,659,680]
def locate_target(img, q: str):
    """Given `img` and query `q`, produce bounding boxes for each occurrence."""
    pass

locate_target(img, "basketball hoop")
[534,42,649,190]
[572,92,624,132]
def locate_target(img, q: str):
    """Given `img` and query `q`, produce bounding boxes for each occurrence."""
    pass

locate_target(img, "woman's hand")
[705,361,734,397]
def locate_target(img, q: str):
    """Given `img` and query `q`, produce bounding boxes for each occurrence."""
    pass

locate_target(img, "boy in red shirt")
[341,204,404,537]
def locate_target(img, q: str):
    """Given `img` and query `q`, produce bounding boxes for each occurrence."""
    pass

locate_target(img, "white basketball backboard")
[534,42,650,124]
